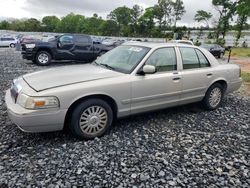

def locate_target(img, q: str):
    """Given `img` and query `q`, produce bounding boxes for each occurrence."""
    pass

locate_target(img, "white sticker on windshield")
[129,47,143,52]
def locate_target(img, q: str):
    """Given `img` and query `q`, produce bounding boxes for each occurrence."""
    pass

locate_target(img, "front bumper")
[5,90,67,133]
[21,48,36,60]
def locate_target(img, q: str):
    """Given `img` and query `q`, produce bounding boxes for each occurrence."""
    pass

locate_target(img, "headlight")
[25,44,36,49]
[16,93,59,109]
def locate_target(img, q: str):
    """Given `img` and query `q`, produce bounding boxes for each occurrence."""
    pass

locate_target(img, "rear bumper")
[5,90,67,133]
[226,79,242,94]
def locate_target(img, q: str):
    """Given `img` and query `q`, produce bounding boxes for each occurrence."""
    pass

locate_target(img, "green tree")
[212,0,237,39]
[131,4,143,36]
[0,20,10,30]
[8,20,25,31]
[24,18,41,31]
[56,13,86,33]
[84,14,105,35]
[234,0,250,46]
[194,10,212,27]
[42,16,60,32]
[108,6,132,36]
[171,0,186,27]
[138,7,156,37]
[157,0,173,29]
[100,20,119,36]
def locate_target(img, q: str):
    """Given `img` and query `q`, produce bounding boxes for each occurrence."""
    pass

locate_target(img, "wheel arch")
[64,94,118,130]
[36,48,54,59]
[207,79,228,94]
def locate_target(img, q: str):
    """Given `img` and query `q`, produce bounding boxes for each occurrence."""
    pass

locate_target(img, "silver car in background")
[0,37,17,48]
[5,43,242,139]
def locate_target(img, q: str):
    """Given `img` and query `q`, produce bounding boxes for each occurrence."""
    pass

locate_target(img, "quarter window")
[180,47,210,69]
[145,48,177,72]
[195,49,210,67]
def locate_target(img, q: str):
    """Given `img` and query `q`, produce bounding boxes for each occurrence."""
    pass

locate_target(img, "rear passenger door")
[179,47,213,104]
[74,36,94,61]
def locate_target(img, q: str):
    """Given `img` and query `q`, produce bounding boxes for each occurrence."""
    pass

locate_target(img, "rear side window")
[180,47,210,69]
[75,36,91,43]
[145,47,177,72]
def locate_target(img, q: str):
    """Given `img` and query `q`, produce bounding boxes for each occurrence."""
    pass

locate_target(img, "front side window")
[59,35,73,44]
[145,47,177,72]
[180,47,210,69]
[95,45,150,74]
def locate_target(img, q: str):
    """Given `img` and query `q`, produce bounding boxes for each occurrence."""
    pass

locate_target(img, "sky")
[0,0,219,27]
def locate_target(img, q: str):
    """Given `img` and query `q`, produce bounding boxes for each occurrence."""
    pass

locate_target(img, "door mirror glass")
[143,65,156,74]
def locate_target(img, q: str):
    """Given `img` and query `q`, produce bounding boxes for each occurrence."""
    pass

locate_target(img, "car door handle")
[173,77,181,81]
[207,73,213,76]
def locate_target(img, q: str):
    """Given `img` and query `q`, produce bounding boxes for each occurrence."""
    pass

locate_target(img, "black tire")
[70,99,113,139]
[35,51,52,66]
[203,83,224,110]
[10,43,15,48]
[32,60,36,64]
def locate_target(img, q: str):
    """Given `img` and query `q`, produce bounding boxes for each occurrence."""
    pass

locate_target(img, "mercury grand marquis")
[5,42,242,139]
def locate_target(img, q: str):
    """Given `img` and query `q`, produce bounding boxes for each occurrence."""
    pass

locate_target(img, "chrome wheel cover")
[79,106,108,135]
[38,53,49,64]
[209,87,222,108]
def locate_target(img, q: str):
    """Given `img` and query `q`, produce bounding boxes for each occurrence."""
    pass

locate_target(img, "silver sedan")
[5,42,242,139]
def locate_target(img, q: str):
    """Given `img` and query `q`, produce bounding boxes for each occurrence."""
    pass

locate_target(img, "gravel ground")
[0,48,250,187]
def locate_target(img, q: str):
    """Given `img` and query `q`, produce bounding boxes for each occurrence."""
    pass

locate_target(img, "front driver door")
[56,35,75,60]
[131,47,182,114]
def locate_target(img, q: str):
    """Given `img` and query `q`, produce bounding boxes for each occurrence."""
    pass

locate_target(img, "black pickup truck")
[21,34,112,66]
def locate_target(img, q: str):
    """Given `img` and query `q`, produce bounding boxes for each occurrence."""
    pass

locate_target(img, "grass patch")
[241,71,250,82]
[225,48,250,57]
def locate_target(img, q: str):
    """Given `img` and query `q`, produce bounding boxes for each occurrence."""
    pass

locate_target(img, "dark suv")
[22,34,111,66]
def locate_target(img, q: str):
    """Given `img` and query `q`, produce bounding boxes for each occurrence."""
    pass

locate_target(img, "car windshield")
[95,45,150,74]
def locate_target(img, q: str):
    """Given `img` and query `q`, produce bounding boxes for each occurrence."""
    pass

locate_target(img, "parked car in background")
[102,38,124,47]
[169,40,194,45]
[16,36,42,51]
[200,44,225,58]
[21,34,111,65]
[0,37,17,48]
[5,43,242,139]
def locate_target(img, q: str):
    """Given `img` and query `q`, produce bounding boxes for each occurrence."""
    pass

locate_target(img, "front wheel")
[35,51,52,66]
[203,83,224,110]
[70,99,113,139]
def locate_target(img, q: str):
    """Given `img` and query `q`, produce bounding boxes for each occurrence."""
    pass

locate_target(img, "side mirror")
[58,41,62,48]
[142,65,156,74]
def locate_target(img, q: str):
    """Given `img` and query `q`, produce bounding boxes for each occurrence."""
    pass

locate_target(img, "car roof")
[123,42,197,49]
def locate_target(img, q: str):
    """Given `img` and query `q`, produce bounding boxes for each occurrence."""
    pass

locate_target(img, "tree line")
[0,0,249,45]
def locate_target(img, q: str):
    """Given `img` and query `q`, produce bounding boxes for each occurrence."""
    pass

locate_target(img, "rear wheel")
[203,83,224,110]
[35,51,52,66]
[70,99,113,139]
[10,43,15,48]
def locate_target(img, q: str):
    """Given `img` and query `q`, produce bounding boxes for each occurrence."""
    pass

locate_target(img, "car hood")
[23,64,123,92]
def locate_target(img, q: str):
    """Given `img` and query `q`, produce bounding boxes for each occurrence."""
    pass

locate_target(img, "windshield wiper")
[100,63,115,70]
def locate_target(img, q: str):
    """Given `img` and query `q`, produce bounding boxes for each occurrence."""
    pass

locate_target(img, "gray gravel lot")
[0,48,250,187]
